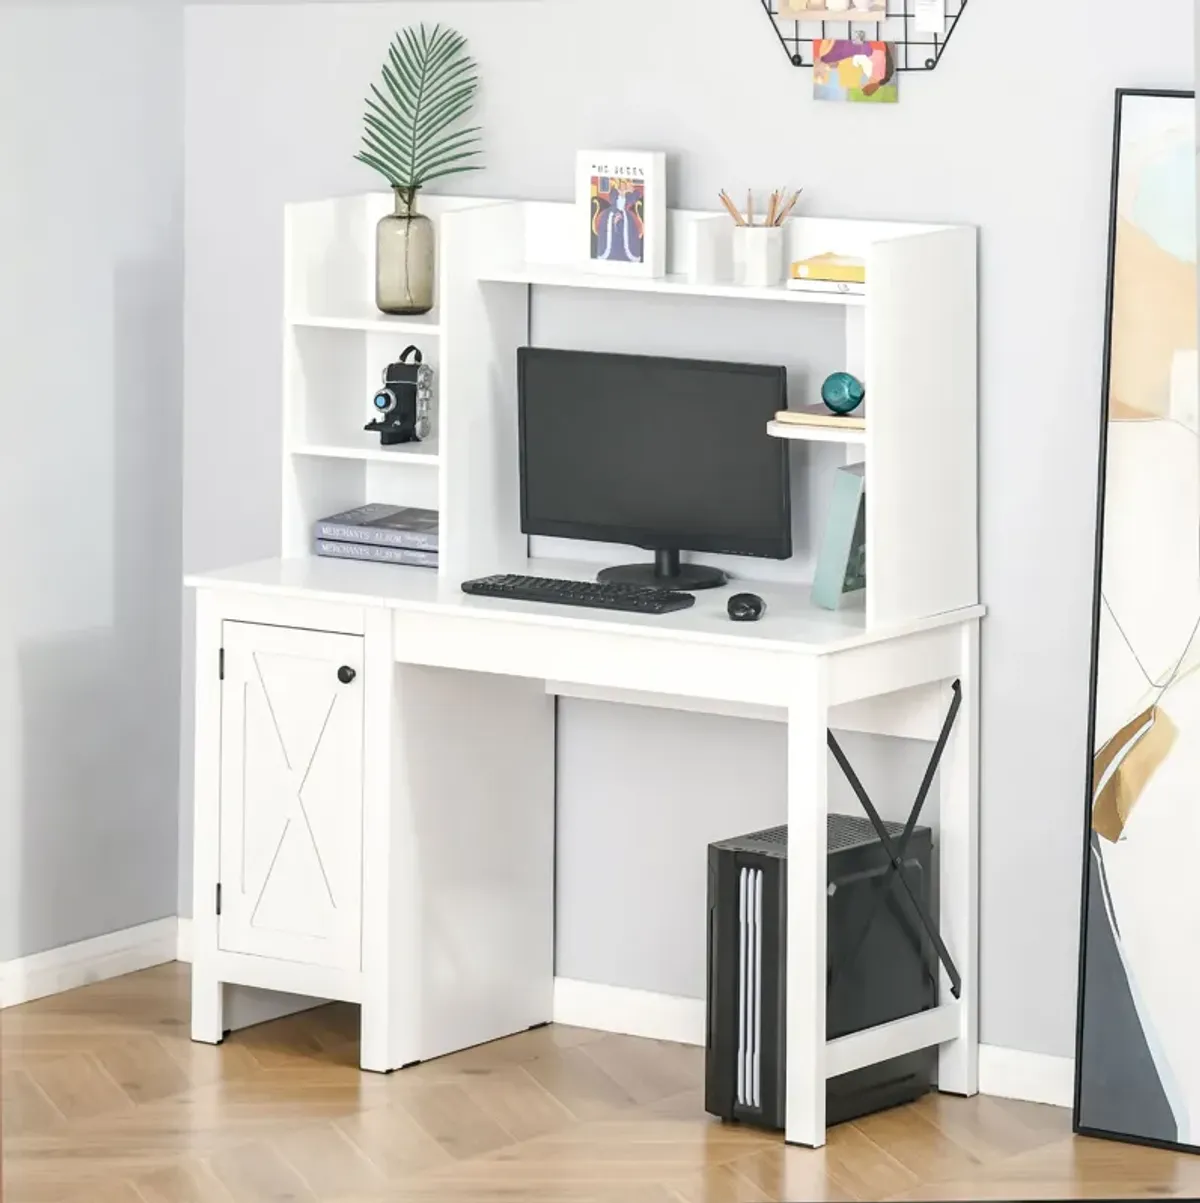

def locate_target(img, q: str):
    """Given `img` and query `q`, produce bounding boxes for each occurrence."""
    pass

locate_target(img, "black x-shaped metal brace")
[826,680,963,999]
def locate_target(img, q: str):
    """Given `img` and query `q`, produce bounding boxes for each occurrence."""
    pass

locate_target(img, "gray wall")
[180,0,1193,1058]
[0,3,184,961]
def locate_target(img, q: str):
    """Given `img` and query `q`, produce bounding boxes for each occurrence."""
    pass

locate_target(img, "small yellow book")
[774,405,866,430]
[790,253,867,285]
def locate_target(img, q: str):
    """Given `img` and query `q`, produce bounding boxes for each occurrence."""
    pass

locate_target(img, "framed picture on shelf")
[1076,88,1197,1154]
[576,150,666,278]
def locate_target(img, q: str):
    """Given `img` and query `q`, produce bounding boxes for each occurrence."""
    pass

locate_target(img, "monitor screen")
[518,348,791,561]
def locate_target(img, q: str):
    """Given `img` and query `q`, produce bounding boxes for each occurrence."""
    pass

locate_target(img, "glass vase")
[376,187,435,316]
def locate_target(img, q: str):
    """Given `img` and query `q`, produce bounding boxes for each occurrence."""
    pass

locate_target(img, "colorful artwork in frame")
[590,174,645,265]
[1076,89,1198,1154]
[813,39,897,103]
[575,151,666,279]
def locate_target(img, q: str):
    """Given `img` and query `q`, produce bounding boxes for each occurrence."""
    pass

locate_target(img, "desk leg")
[785,666,829,1148]
[938,620,980,1096]
[360,608,413,1074]
[190,964,223,1044]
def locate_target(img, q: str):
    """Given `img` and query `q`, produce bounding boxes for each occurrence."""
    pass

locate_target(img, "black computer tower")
[705,816,936,1130]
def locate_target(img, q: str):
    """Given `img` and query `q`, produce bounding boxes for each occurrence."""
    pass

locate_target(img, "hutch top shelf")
[281,192,977,634]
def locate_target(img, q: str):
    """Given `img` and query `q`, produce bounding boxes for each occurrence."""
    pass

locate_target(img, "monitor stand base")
[598,549,727,592]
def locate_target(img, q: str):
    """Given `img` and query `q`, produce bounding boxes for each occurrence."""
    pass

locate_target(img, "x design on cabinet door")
[218,622,365,971]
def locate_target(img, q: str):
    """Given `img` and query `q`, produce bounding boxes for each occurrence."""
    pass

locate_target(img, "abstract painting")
[813,39,897,103]
[1077,89,1198,1152]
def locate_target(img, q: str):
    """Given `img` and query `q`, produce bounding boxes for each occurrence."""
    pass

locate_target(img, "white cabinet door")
[218,622,364,971]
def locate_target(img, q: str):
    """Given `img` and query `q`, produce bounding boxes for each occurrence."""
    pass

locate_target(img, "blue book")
[314,539,438,569]
[811,463,866,611]
[314,504,439,551]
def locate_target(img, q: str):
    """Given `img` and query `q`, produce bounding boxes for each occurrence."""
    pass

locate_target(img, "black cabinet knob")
[337,666,357,685]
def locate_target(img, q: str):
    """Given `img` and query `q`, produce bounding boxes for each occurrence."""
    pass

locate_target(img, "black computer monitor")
[517,347,791,590]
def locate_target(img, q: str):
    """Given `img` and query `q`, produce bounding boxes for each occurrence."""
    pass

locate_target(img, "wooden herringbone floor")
[3,965,1199,1202]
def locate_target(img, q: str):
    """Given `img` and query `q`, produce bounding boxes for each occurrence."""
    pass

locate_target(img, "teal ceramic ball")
[821,372,866,415]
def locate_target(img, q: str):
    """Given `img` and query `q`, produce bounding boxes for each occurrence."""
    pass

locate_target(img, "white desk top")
[187,556,983,656]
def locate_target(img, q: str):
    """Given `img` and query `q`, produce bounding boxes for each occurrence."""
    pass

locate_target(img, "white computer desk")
[187,555,981,1148]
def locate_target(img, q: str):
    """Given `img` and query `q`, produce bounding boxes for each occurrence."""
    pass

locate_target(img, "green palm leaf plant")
[356,23,483,203]
[360,25,482,315]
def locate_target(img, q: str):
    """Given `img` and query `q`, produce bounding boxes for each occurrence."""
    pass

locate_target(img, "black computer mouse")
[727,592,766,622]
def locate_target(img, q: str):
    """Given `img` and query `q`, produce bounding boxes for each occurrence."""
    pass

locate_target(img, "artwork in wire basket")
[813,39,898,102]
[575,151,666,279]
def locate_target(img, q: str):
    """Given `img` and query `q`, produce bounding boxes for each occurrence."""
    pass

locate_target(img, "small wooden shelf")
[767,420,866,445]
[290,312,441,335]
[480,265,865,308]
[289,440,441,466]
[783,6,885,21]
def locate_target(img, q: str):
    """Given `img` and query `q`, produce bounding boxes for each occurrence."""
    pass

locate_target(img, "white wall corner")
[0,917,180,1010]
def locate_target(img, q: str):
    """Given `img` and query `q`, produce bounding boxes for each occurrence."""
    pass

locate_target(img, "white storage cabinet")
[217,621,365,972]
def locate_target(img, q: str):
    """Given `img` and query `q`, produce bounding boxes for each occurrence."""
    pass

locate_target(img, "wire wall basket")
[759,0,969,72]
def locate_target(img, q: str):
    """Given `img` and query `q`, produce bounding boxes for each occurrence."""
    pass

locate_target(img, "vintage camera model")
[365,345,432,446]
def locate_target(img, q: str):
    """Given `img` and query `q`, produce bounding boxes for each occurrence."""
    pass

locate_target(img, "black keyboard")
[461,574,696,615]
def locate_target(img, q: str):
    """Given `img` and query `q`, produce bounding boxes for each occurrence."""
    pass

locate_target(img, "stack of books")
[774,404,865,432]
[786,253,866,296]
[313,504,439,569]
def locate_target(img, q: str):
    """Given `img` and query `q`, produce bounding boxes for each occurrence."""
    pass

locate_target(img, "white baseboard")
[0,917,179,1009]
[977,1044,1074,1109]
[552,977,1074,1109]
[177,916,192,963]
[553,977,706,1045]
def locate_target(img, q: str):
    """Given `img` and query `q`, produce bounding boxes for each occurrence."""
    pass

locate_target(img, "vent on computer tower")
[737,866,763,1109]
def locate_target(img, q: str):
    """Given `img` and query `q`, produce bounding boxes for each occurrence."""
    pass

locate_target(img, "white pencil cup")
[732,225,785,288]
